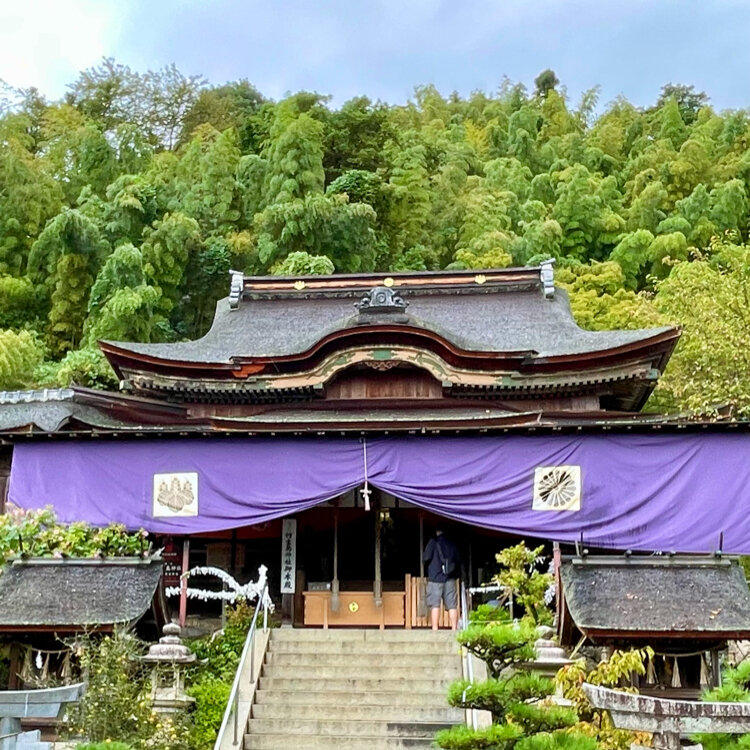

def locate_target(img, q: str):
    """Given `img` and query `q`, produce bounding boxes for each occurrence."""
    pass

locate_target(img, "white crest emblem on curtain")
[532,466,581,511]
[153,472,199,517]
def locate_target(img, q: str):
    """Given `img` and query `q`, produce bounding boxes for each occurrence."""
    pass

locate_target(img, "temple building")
[2,263,750,632]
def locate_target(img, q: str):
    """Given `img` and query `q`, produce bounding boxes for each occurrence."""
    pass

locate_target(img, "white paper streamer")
[165,564,274,610]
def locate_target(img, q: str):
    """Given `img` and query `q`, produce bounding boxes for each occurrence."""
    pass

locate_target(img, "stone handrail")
[0,683,85,750]
[583,682,750,750]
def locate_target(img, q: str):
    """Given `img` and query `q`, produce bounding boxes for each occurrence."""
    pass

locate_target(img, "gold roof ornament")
[383,277,395,287]
[293,280,306,290]
[474,274,487,285]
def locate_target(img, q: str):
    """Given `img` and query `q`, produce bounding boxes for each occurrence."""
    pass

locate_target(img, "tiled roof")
[0,389,128,432]
[104,285,674,364]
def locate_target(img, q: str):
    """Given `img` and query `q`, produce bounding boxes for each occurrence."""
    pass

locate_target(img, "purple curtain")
[9,433,750,552]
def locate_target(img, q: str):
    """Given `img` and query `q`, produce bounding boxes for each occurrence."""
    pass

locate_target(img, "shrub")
[507,703,578,735]
[693,661,750,749]
[187,601,255,682]
[185,600,260,748]
[516,733,600,750]
[66,629,152,745]
[77,744,134,750]
[437,542,599,750]
[436,723,523,750]
[66,629,190,750]
[0,506,151,566]
[456,620,536,679]
[494,542,553,625]
[448,674,555,719]
[556,648,652,749]
[470,603,511,623]
[187,675,231,750]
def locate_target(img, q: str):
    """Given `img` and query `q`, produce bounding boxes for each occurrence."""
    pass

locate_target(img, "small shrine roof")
[560,555,750,642]
[0,558,164,631]
[102,267,675,365]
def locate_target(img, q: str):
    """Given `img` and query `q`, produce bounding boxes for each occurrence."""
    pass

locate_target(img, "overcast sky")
[0,0,748,111]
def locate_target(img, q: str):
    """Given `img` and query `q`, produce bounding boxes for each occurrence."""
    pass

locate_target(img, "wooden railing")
[405,574,458,628]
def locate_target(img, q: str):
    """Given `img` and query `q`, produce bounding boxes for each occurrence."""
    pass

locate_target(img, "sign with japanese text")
[162,537,182,587]
[280,518,297,594]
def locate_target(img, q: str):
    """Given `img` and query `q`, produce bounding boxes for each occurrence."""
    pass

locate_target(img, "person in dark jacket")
[422,528,460,630]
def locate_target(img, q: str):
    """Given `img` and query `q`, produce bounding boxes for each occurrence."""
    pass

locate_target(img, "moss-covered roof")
[560,555,750,641]
[0,558,163,630]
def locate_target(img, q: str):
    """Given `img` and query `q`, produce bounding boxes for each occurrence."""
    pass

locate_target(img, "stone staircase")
[245,628,465,749]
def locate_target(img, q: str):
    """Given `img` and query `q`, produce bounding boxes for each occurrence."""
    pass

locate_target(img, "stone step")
[250,629,462,747]
[265,652,459,668]
[253,689,450,707]
[245,736,434,750]
[262,664,460,680]
[270,628,456,642]
[247,718,452,737]
[252,703,463,722]
[258,676,450,693]
[268,639,460,655]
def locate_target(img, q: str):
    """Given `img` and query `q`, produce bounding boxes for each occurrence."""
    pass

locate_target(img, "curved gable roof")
[104,286,675,365]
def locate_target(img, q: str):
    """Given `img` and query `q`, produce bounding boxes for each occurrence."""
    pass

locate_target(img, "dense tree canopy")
[0,64,749,414]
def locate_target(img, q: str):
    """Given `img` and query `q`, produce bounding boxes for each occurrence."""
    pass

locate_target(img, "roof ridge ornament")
[355,286,409,315]
[228,270,244,310]
[540,259,555,299]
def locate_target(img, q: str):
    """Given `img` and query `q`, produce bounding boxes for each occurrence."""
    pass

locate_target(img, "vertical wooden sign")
[162,537,182,588]
[280,518,297,594]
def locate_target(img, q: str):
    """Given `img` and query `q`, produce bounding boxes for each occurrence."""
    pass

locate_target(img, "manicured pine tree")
[435,543,599,750]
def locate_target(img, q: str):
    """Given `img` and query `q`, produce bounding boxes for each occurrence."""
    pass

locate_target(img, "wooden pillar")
[331,505,340,612]
[417,514,426,619]
[7,643,20,689]
[0,447,11,514]
[712,649,721,687]
[374,497,382,607]
[178,538,190,628]
[230,529,238,575]
[404,575,412,629]
[553,542,562,628]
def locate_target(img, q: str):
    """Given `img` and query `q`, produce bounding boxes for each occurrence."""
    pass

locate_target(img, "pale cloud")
[0,0,122,96]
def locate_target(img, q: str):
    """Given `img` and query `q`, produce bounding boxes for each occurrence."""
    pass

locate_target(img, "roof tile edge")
[233,265,545,299]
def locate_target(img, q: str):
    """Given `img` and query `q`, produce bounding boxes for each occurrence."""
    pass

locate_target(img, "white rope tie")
[360,438,371,511]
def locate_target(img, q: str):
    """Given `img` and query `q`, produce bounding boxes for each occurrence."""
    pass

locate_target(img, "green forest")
[0,62,749,415]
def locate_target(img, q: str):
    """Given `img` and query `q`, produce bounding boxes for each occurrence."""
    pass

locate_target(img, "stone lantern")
[141,622,196,713]
[529,625,573,679]
[519,625,574,704]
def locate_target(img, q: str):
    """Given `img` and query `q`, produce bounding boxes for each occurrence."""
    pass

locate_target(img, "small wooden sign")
[280,518,297,594]
[162,538,182,587]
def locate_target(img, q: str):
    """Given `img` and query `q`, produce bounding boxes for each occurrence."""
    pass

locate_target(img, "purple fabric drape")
[8,439,365,534]
[8,433,750,552]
